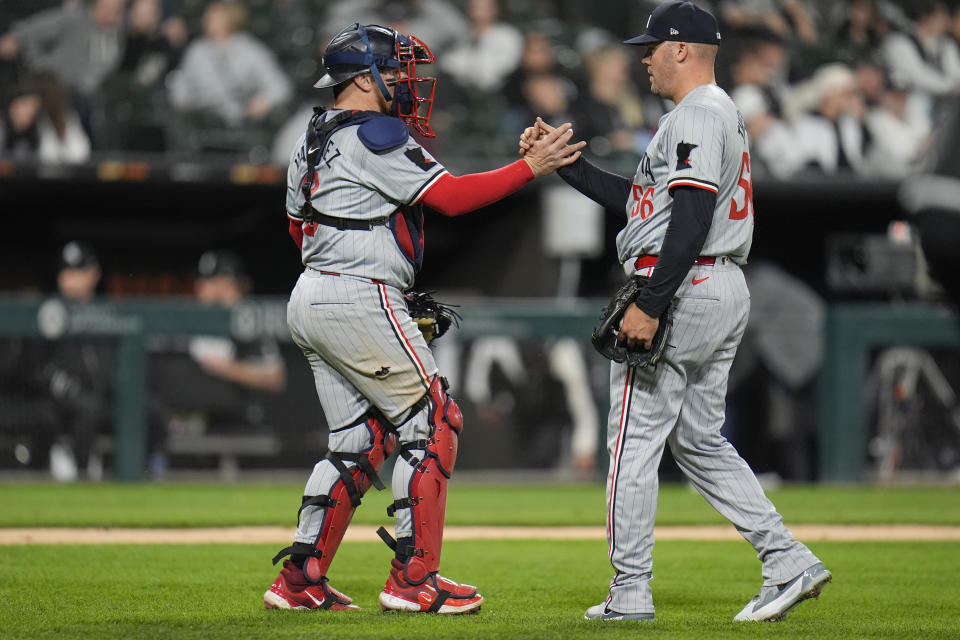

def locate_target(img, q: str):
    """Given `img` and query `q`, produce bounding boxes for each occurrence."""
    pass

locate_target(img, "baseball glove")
[404,291,461,345]
[591,276,676,368]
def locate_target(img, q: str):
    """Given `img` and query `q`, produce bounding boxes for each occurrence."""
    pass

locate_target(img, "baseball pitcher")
[522,0,831,624]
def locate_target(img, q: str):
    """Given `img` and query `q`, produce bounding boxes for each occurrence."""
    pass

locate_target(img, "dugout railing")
[3,296,958,482]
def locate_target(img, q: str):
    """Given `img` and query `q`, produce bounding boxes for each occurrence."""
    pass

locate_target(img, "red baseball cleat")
[264,560,360,611]
[378,559,483,614]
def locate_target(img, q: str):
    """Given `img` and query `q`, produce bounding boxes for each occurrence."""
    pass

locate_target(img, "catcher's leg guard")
[272,412,396,584]
[377,376,482,613]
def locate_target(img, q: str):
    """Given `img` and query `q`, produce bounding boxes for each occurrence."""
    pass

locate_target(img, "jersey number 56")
[630,185,655,220]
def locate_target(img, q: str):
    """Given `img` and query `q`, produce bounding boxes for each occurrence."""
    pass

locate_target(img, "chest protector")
[300,108,425,271]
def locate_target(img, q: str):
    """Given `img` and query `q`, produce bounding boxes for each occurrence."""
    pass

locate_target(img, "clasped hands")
[519,117,586,177]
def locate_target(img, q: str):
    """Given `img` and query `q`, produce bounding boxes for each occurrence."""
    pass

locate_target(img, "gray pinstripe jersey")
[285,110,448,290]
[617,84,754,265]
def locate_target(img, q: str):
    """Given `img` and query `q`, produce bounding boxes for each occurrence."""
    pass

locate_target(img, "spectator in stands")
[729,34,806,178]
[150,250,285,454]
[881,0,960,95]
[505,71,575,142]
[502,32,577,129]
[119,0,187,87]
[188,250,285,395]
[570,44,647,161]
[39,241,114,481]
[441,0,523,93]
[0,73,91,164]
[719,0,819,45]
[861,61,932,178]
[0,0,128,134]
[101,0,186,151]
[324,0,469,56]
[168,2,292,126]
[244,0,323,97]
[788,63,872,175]
[831,0,889,65]
[503,31,571,106]
[853,56,889,107]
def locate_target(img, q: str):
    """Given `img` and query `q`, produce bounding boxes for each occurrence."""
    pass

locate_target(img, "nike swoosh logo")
[692,276,709,285]
[306,591,324,607]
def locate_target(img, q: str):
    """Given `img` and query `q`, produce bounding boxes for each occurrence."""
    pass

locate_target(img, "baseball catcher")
[264,22,584,615]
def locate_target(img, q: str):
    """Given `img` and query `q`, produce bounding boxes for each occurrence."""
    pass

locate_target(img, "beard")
[648,74,662,96]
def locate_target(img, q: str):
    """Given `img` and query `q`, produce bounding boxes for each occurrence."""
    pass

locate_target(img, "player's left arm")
[632,187,716,317]
[619,187,716,349]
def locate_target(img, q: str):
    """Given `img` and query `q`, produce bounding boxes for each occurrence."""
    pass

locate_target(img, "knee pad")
[273,412,396,582]
[379,376,462,583]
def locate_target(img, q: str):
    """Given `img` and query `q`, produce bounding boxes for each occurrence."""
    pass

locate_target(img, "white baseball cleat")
[734,562,832,622]
[584,602,654,621]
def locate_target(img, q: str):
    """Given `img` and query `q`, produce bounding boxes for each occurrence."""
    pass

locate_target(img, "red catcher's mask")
[393,34,437,138]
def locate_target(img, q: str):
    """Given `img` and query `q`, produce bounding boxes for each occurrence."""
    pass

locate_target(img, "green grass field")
[1,482,958,527]
[1,483,958,639]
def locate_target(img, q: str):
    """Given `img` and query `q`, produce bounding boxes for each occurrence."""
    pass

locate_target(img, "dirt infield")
[2,524,960,545]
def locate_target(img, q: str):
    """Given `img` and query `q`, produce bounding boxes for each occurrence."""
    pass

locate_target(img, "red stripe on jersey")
[420,160,535,216]
[668,179,719,194]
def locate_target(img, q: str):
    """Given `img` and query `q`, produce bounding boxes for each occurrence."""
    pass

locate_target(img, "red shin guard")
[391,376,463,582]
[274,413,396,582]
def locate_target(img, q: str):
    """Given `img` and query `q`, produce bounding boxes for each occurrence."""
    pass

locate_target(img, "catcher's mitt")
[404,291,461,345]
[591,276,676,368]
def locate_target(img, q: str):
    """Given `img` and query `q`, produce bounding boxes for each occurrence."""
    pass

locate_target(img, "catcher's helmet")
[314,23,437,137]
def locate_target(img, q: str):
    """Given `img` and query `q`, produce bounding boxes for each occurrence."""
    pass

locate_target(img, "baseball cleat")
[379,559,483,614]
[263,559,360,611]
[733,562,832,622]
[584,602,654,621]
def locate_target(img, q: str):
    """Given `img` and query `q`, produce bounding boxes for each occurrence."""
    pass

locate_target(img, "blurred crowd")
[0,0,958,179]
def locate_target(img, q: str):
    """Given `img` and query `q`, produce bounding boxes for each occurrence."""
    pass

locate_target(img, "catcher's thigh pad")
[273,414,397,582]
[381,376,463,583]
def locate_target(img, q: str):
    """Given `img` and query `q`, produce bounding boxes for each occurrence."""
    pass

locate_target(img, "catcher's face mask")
[391,33,437,138]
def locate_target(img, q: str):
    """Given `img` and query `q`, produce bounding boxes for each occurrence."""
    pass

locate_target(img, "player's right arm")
[521,118,632,211]
[418,123,584,216]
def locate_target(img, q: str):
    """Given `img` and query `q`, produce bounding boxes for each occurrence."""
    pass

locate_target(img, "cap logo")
[646,14,652,28]
[670,28,679,35]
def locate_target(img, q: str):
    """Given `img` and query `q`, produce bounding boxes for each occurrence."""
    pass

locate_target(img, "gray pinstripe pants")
[605,261,819,614]
[287,270,438,546]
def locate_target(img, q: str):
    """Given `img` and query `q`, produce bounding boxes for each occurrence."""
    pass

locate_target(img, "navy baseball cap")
[624,1,721,46]
[59,241,99,270]
[197,250,246,279]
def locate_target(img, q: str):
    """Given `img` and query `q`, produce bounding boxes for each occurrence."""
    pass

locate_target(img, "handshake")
[518,117,586,177]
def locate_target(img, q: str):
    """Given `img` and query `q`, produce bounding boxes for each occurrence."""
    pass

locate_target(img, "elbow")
[433,204,467,217]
